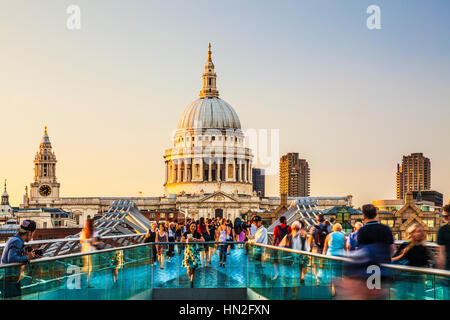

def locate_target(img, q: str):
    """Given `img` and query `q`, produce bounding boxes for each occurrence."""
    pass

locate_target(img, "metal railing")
[0,241,245,269]
[267,232,440,257]
[1,239,448,277]
[0,233,148,258]
[0,241,448,300]
[0,230,442,262]
[252,242,450,277]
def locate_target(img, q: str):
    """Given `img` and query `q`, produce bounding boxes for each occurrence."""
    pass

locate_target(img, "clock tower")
[29,126,60,205]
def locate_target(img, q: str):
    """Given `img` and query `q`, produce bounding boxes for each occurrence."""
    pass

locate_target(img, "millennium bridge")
[0,201,448,300]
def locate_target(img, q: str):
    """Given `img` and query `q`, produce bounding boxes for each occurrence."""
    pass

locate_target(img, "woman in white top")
[155,224,168,269]
[167,222,176,261]
[216,219,230,268]
[79,218,100,288]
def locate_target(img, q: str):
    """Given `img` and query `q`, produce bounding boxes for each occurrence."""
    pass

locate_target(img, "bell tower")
[29,126,60,205]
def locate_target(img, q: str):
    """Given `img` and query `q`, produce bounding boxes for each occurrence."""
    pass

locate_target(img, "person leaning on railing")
[246,216,268,245]
[245,216,268,286]
[1,220,38,299]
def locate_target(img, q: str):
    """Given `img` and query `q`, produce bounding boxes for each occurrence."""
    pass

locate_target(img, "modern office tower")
[396,153,431,200]
[280,152,310,197]
[252,168,265,197]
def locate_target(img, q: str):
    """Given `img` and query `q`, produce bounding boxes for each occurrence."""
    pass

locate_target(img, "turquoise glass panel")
[0,242,448,300]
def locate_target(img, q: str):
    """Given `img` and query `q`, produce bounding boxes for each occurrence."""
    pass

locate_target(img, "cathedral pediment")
[199,191,239,203]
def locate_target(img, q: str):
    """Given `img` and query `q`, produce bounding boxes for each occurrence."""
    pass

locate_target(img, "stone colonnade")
[164,157,252,184]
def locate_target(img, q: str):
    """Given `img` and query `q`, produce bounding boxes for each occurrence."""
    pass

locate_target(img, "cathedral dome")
[164,44,253,198]
[177,97,241,130]
[176,43,241,131]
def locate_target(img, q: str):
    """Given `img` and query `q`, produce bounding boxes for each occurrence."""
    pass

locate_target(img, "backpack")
[313,223,329,248]
[284,234,307,251]
[275,224,290,246]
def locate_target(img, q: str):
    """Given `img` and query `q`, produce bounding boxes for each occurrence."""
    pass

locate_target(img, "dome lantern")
[199,43,219,98]
[177,43,241,131]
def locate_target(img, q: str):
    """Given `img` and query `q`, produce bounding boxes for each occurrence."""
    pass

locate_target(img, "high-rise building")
[396,153,431,200]
[252,168,265,197]
[280,152,310,197]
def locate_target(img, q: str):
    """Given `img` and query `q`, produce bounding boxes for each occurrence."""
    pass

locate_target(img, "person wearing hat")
[1,219,38,298]
[247,216,267,245]
[249,216,258,239]
[246,215,268,287]
[1,220,37,264]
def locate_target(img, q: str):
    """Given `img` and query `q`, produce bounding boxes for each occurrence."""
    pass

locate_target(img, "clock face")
[39,185,52,197]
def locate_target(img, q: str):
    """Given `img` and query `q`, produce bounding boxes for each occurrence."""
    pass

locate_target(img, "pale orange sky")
[1,1,449,208]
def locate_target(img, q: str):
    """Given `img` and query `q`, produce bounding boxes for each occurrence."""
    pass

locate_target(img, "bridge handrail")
[1,240,449,277]
[1,232,439,251]
[0,241,245,269]
[0,232,148,249]
[251,243,450,277]
[266,231,439,247]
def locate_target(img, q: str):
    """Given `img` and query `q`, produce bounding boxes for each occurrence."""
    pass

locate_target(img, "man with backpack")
[271,216,291,280]
[308,214,329,286]
[272,216,291,247]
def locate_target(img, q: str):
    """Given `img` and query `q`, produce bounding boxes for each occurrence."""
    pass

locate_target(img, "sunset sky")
[0,0,449,208]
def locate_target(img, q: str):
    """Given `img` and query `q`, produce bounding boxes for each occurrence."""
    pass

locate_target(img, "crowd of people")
[0,203,449,298]
[270,204,450,298]
[270,205,450,269]
[142,215,268,287]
